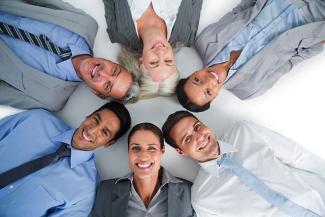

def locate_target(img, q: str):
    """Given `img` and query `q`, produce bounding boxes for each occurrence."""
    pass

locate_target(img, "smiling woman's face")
[128,130,164,178]
[140,41,176,82]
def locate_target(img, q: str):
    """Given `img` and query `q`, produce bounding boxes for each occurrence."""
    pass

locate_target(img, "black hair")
[176,78,210,113]
[94,101,131,140]
[162,110,198,149]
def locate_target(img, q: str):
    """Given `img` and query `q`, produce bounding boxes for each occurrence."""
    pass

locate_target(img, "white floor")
[0,0,324,181]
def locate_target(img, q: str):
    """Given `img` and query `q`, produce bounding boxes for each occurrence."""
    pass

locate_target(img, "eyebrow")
[95,113,101,122]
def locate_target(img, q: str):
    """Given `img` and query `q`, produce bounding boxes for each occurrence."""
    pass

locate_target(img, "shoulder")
[12,109,58,124]
[222,121,258,138]
[98,178,128,192]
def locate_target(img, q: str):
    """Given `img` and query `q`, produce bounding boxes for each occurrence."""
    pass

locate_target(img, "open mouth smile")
[82,129,94,143]
[136,162,154,169]
[151,42,165,49]
[197,136,210,151]
[91,64,100,79]
[209,71,220,83]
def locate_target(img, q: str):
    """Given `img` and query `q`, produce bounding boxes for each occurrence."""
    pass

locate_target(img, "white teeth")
[91,65,98,78]
[198,139,209,150]
[210,71,219,82]
[137,163,152,168]
[82,131,92,142]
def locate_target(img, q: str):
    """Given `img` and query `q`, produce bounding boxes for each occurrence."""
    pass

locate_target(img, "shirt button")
[9,185,14,189]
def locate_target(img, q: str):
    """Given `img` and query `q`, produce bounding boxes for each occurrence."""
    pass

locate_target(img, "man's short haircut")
[128,122,164,149]
[162,110,198,149]
[94,101,131,140]
[176,78,210,112]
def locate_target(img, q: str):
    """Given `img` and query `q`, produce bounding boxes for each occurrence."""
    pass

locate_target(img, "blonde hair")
[118,46,180,102]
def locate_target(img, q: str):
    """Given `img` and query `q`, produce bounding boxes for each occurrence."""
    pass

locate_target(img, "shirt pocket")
[0,184,62,217]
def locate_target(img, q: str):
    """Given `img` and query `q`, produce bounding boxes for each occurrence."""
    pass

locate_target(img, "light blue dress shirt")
[208,0,305,81]
[0,110,98,217]
[0,12,91,81]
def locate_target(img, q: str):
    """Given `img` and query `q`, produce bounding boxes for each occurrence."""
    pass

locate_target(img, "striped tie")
[0,22,72,61]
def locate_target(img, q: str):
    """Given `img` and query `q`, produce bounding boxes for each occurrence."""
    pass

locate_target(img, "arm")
[246,122,325,179]
[47,197,95,217]
[88,181,110,217]
[0,81,60,111]
[0,111,24,139]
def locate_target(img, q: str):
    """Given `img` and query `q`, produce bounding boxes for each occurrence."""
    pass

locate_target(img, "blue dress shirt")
[208,0,305,81]
[0,110,98,217]
[0,12,91,81]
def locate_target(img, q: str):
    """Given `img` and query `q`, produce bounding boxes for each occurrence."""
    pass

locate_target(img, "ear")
[161,146,166,154]
[138,57,143,66]
[92,89,107,99]
[176,148,185,155]
[104,139,116,148]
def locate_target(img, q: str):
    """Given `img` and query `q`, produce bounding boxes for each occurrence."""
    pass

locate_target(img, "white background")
[1,0,324,181]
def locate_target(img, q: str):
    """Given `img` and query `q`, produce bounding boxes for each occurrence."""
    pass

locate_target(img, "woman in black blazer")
[89,122,195,217]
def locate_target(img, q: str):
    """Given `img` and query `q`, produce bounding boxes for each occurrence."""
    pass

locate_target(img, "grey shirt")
[116,169,182,217]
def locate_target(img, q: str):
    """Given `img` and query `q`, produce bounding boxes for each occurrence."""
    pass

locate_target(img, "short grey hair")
[118,46,180,102]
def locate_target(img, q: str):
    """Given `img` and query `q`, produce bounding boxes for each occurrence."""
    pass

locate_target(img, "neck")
[137,4,167,44]
[133,170,162,208]
[71,54,91,80]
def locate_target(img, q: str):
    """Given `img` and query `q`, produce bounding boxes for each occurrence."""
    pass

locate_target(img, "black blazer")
[103,0,203,52]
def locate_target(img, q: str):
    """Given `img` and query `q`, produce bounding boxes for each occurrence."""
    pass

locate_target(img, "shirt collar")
[51,129,94,168]
[199,140,237,177]
[57,44,92,82]
[115,167,183,186]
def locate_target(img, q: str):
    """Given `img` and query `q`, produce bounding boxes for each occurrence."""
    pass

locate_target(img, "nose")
[88,125,99,139]
[196,132,205,143]
[137,150,150,161]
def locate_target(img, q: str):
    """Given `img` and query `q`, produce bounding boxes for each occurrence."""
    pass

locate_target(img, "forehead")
[184,76,210,106]
[170,116,197,140]
[91,109,120,132]
[130,130,160,144]
[111,68,133,99]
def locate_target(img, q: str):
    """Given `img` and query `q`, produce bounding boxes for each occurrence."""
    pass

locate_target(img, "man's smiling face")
[77,57,133,100]
[72,109,121,151]
[169,116,219,162]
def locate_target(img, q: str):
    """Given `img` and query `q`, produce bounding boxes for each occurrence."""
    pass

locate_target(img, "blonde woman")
[103,0,202,101]
[89,122,195,217]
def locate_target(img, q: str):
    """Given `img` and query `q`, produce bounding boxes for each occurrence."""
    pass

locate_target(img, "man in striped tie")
[162,111,325,217]
[0,0,134,111]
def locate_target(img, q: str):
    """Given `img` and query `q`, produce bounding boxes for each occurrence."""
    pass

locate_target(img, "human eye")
[93,115,99,124]
[112,66,120,76]
[165,59,173,65]
[193,77,200,84]
[148,146,157,151]
[102,129,109,137]
[194,123,201,131]
[149,61,158,67]
[104,81,112,93]
[184,135,191,144]
[131,146,141,152]
[206,89,212,96]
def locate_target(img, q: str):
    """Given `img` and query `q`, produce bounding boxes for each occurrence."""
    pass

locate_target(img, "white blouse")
[127,0,182,40]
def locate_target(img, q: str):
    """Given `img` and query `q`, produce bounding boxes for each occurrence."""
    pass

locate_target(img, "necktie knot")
[56,144,71,158]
